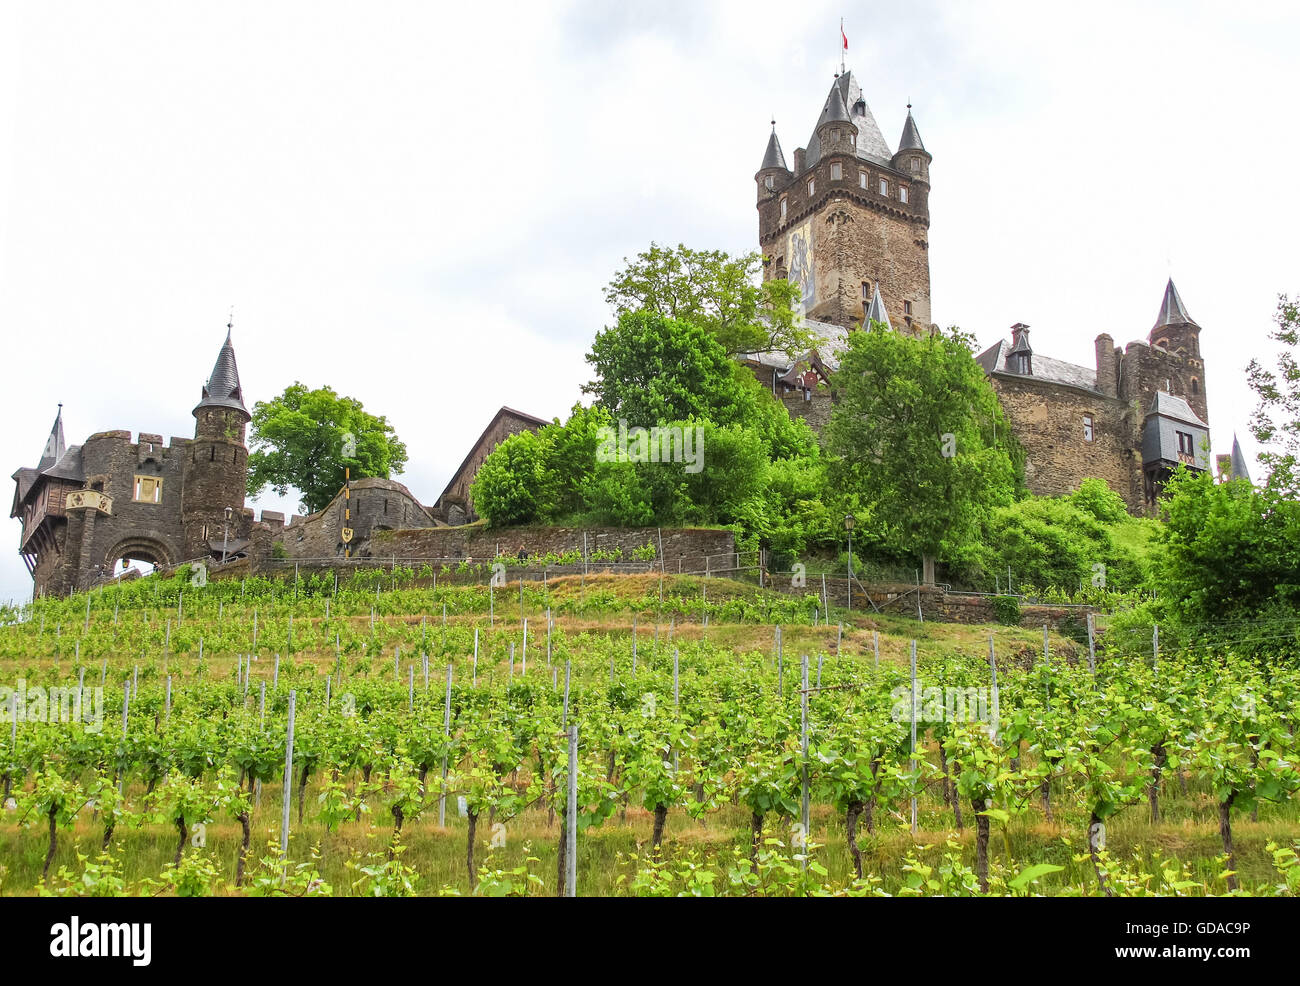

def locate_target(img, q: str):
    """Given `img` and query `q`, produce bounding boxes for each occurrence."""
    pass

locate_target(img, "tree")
[1149,468,1300,624]
[603,242,811,356]
[582,311,746,428]
[246,383,408,513]
[826,322,1021,583]
[1247,294,1300,495]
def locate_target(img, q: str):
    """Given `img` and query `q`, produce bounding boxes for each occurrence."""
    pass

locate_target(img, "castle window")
[764,174,774,190]
[133,475,162,504]
[879,178,889,196]
[1177,431,1195,456]
[859,171,867,189]
[1156,337,1169,350]
[830,162,842,181]
[904,301,912,315]
[861,281,871,300]
[910,158,920,172]
[1083,415,1095,442]
[1191,377,1199,394]
[201,523,210,541]
[780,197,787,220]
[899,186,909,204]
[831,129,839,141]
[806,178,815,196]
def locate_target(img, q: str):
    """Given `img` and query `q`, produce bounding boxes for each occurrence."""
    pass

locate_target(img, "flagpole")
[841,18,846,75]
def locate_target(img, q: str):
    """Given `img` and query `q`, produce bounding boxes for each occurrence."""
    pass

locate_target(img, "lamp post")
[844,514,855,611]
[221,506,233,565]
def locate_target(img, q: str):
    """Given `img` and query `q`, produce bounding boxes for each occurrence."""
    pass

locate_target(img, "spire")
[898,105,925,152]
[807,71,893,169]
[864,284,891,329]
[1230,434,1252,483]
[195,326,249,418]
[1153,278,1197,330]
[759,122,788,171]
[37,405,65,472]
[819,84,853,126]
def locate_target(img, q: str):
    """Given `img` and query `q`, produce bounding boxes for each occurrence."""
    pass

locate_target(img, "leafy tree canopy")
[1247,294,1300,496]
[826,321,1022,577]
[246,383,407,514]
[603,242,811,356]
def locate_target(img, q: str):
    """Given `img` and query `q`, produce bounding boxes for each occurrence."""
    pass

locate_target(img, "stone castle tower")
[11,330,260,596]
[756,71,932,333]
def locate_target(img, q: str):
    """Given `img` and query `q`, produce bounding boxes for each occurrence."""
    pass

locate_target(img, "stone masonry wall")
[369,525,735,569]
[281,478,435,560]
[989,375,1144,512]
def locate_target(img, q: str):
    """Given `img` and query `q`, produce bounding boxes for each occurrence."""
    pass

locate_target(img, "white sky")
[2,0,1297,602]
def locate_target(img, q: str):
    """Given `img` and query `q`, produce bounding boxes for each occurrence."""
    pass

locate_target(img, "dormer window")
[879,178,889,196]
[1015,355,1031,374]
[830,162,842,181]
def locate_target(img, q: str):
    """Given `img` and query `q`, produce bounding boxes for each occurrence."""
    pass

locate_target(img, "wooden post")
[872,630,880,671]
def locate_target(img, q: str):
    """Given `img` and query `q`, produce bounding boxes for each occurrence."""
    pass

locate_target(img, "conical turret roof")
[37,405,65,472]
[897,108,925,152]
[819,84,853,127]
[195,328,249,418]
[759,127,788,171]
[1153,278,1198,330]
[864,284,891,329]
[805,71,893,169]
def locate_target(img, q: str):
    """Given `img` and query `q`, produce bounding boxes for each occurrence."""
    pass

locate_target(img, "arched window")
[1191,377,1199,394]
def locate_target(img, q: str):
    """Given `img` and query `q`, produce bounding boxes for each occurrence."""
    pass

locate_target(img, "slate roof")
[41,445,85,483]
[37,407,65,472]
[864,284,891,329]
[804,72,894,170]
[976,338,1099,392]
[195,329,249,416]
[897,110,925,152]
[1147,391,1208,428]
[1230,434,1252,482]
[740,317,852,372]
[759,128,788,172]
[1153,278,1197,330]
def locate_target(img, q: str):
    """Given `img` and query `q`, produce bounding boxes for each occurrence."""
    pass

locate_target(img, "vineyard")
[1,567,1298,897]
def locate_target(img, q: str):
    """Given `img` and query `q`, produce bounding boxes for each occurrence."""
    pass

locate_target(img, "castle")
[751,69,1216,514]
[10,329,546,597]
[12,65,1236,597]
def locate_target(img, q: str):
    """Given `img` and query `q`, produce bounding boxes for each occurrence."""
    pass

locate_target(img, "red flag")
[842,26,848,50]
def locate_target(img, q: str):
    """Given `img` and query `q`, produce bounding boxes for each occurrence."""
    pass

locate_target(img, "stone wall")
[759,155,930,332]
[989,375,1144,512]
[781,390,834,434]
[369,525,735,568]
[1118,340,1208,425]
[435,409,550,523]
[280,477,436,560]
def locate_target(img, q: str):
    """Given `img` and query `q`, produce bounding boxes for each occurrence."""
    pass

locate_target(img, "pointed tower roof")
[759,125,788,171]
[1230,434,1252,483]
[195,326,250,418]
[897,106,925,152]
[1009,323,1033,356]
[864,284,891,329]
[1153,278,1198,330]
[819,84,853,127]
[805,71,893,169]
[37,405,65,472]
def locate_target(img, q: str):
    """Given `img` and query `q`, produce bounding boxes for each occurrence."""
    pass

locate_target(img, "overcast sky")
[2,0,1297,603]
